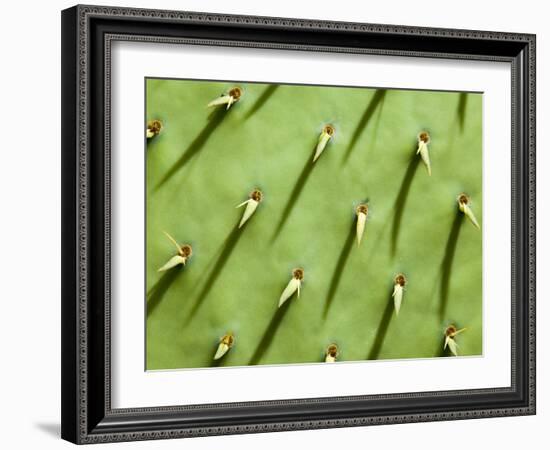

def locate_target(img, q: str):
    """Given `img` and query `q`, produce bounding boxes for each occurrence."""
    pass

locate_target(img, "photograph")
[145,78,483,370]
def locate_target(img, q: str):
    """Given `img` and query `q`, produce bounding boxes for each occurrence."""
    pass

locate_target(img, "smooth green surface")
[145,79,482,370]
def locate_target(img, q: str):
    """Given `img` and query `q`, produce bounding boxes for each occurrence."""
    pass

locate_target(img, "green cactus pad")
[146,78,482,370]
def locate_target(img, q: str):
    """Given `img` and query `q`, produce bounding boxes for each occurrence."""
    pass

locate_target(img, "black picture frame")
[61,4,536,444]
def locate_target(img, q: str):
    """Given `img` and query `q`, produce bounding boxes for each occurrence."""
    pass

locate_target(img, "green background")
[145,78,483,370]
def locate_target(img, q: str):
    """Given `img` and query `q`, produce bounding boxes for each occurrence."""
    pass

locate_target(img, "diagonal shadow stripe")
[390,155,421,257]
[457,92,468,132]
[323,219,357,319]
[248,301,292,365]
[146,267,182,317]
[245,85,279,119]
[439,212,463,321]
[342,89,386,163]
[155,108,226,189]
[271,142,318,242]
[367,291,395,360]
[185,220,248,324]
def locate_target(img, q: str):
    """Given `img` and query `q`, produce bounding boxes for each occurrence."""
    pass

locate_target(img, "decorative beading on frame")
[79,4,534,42]
[77,5,89,441]
[84,407,534,443]
[527,35,536,412]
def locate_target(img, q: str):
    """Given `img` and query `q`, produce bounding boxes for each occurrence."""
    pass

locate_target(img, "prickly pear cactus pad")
[146,78,482,370]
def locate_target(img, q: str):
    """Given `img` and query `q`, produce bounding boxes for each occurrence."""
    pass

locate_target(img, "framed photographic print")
[61,4,536,444]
